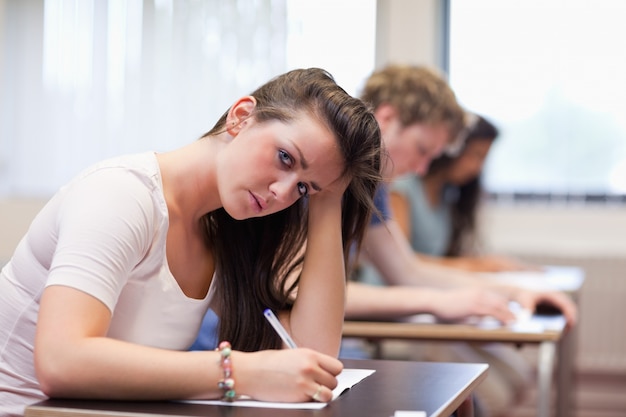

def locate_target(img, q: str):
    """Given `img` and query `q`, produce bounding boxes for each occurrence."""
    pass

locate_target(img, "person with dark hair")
[390,113,532,271]
[0,68,383,416]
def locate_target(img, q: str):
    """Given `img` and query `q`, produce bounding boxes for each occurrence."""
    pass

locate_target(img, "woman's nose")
[270,177,298,204]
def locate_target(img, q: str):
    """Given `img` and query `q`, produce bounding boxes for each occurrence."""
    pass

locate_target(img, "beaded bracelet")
[216,341,236,401]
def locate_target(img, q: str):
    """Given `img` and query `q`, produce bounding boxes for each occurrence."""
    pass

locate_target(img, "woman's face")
[446,138,493,185]
[217,113,345,219]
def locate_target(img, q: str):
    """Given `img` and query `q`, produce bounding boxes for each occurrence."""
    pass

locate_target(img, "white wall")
[480,203,626,258]
[375,0,442,68]
[0,198,45,263]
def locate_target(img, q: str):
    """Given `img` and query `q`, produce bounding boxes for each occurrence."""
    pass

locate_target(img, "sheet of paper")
[393,411,427,417]
[406,301,565,333]
[179,368,375,409]
[481,265,584,292]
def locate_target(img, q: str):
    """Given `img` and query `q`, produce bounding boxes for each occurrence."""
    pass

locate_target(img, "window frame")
[441,0,626,205]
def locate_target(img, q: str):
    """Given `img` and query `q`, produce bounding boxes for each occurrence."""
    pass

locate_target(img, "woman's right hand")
[232,348,343,403]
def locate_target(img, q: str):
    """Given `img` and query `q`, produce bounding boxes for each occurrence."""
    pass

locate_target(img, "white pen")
[263,308,298,349]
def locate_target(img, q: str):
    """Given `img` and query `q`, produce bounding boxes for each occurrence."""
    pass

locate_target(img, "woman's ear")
[226,96,257,136]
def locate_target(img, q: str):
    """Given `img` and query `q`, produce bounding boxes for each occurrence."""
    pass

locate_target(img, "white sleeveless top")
[0,152,215,416]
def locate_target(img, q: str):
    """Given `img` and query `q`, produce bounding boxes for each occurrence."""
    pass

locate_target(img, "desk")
[25,359,487,417]
[345,265,584,417]
[343,315,565,417]
[481,265,584,417]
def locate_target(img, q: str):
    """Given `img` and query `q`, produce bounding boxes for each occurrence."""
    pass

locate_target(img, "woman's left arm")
[287,188,347,356]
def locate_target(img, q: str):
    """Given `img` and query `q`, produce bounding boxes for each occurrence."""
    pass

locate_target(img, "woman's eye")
[297,182,309,196]
[279,149,293,167]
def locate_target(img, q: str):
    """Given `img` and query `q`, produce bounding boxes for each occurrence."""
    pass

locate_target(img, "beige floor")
[508,349,626,417]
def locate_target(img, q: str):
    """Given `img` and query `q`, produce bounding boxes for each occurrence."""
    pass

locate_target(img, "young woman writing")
[0,68,382,416]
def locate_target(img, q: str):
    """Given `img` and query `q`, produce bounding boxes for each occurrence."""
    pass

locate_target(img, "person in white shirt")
[0,67,383,416]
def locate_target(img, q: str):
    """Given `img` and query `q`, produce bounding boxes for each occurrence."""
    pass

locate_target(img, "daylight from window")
[0,0,375,198]
[286,0,376,97]
[449,0,626,196]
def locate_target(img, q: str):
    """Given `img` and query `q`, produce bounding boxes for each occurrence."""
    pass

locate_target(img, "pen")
[263,308,298,349]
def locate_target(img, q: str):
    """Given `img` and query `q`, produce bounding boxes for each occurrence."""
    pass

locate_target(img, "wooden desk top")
[343,314,567,344]
[25,359,488,417]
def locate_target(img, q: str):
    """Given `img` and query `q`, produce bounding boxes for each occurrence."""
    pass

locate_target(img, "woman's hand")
[513,288,578,327]
[307,174,351,211]
[234,348,344,402]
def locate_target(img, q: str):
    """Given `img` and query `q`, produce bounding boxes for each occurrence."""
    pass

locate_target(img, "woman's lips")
[249,191,266,213]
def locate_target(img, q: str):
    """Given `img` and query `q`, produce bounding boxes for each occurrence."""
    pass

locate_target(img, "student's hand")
[428,288,517,324]
[234,348,343,402]
[307,174,351,210]
[513,288,578,327]
[306,175,350,224]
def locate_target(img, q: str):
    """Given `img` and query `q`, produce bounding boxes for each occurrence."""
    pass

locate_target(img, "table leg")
[537,341,556,417]
[455,395,474,417]
[368,339,383,359]
[556,326,577,417]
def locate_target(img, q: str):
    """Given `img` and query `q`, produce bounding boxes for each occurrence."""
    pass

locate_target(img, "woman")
[0,68,382,416]
[390,113,532,271]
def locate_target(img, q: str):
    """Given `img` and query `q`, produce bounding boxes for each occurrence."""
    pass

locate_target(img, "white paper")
[481,265,585,292]
[179,368,375,409]
[393,411,427,417]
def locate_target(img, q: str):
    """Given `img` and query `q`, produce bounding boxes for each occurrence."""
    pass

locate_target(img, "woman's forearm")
[288,193,345,355]
[345,281,437,319]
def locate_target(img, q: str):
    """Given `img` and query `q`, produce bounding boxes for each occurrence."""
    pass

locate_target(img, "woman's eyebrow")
[292,142,309,169]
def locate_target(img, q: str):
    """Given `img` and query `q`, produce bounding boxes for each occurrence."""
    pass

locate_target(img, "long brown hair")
[426,115,498,257]
[200,68,382,351]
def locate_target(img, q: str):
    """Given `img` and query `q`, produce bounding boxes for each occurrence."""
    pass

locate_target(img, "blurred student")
[346,65,576,328]
[365,113,535,417]
[344,65,577,417]
[390,113,533,272]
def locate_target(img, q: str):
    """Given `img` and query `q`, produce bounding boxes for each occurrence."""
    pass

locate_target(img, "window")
[286,0,376,98]
[0,0,288,197]
[447,0,626,199]
[0,0,376,199]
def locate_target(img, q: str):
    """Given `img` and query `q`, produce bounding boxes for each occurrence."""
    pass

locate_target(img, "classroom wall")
[375,0,443,69]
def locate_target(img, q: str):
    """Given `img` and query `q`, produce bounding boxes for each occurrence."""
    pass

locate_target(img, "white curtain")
[0,0,287,197]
